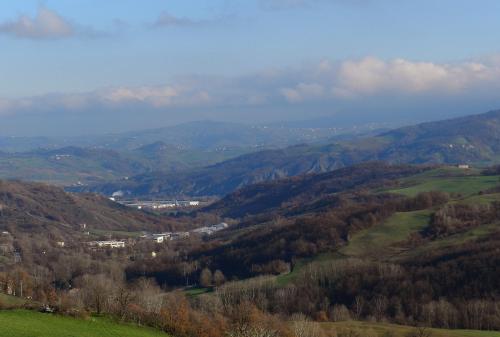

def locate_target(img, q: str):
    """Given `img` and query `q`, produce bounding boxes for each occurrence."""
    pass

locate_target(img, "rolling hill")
[0,120,372,186]
[0,179,176,237]
[134,164,500,333]
[80,109,500,198]
[205,162,430,218]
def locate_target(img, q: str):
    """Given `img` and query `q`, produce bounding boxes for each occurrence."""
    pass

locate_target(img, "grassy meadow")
[0,310,169,337]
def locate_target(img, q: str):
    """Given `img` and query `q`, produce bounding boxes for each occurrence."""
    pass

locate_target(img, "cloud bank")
[1,56,499,112]
[1,56,500,134]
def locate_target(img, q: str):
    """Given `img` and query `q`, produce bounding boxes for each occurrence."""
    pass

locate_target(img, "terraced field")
[0,310,169,337]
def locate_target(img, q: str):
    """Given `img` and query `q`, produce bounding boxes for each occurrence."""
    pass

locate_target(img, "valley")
[2,113,500,337]
[2,2,498,336]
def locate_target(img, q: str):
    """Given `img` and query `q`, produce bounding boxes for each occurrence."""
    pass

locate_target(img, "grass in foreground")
[324,321,500,337]
[0,310,168,337]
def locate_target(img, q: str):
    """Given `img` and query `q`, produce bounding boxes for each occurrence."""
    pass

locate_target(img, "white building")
[87,240,125,248]
[142,233,172,243]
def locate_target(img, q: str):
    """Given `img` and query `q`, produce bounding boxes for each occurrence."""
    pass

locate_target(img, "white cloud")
[0,83,214,116]
[100,86,181,106]
[333,57,495,97]
[1,56,500,119]
[0,7,74,39]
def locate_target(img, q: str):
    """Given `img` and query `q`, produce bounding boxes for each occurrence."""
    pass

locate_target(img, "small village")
[111,198,203,210]
[85,222,229,249]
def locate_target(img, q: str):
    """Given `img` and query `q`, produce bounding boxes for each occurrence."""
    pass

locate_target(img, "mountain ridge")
[78,109,500,198]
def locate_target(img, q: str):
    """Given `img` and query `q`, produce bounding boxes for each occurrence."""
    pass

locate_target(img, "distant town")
[85,222,229,250]
[110,197,206,210]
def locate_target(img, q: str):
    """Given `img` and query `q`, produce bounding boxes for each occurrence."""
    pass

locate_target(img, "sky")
[1,0,500,136]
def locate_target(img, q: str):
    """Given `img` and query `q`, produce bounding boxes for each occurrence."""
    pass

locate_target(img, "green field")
[455,192,500,205]
[0,310,169,337]
[387,175,499,197]
[277,210,432,284]
[90,229,145,238]
[324,321,500,337]
[384,167,500,197]
[340,210,431,259]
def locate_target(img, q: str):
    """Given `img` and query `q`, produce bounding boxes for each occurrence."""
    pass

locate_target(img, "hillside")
[0,147,147,186]
[0,120,367,186]
[0,180,175,236]
[205,162,430,218]
[128,165,500,332]
[82,109,500,198]
[0,310,169,337]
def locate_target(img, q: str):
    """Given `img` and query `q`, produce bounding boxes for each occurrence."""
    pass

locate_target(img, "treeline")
[212,257,500,331]
[127,191,450,285]
[0,270,328,337]
[207,162,431,218]
[427,201,500,237]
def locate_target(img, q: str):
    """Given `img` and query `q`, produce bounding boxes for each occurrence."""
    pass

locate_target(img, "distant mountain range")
[0,143,251,186]
[0,120,382,185]
[78,109,500,198]
[0,120,382,153]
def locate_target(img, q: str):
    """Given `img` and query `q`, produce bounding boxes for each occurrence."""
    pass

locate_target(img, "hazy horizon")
[2,0,500,136]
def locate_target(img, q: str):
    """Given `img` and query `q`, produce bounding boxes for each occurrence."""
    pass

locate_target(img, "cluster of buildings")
[143,223,229,242]
[141,231,190,243]
[84,222,230,250]
[113,199,201,210]
[87,240,126,249]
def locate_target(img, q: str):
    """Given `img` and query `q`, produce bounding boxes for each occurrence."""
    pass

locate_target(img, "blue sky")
[1,0,500,135]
